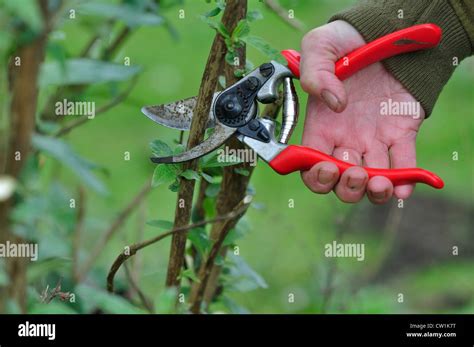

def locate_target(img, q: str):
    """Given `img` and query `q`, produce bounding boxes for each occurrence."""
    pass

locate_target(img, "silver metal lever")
[279,77,299,144]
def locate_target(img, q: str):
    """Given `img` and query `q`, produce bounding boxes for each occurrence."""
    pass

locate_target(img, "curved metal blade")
[151,123,237,163]
[141,93,219,130]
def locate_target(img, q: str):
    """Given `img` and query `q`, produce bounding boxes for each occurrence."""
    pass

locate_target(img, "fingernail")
[370,191,386,200]
[321,90,340,111]
[318,169,334,185]
[347,176,366,190]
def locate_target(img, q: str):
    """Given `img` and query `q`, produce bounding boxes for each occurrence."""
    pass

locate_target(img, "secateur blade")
[141,93,219,130]
[151,122,237,163]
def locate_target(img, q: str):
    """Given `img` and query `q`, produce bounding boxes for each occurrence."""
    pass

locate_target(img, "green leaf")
[232,19,250,42]
[220,295,250,314]
[168,179,180,192]
[76,284,144,314]
[225,253,268,292]
[216,0,226,10]
[180,269,200,283]
[203,197,216,219]
[242,35,286,64]
[31,135,107,194]
[205,184,220,198]
[215,254,225,266]
[201,172,215,184]
[223,218,250,246]
[2,0,43,33]
[154,287,177,314]
[203,6,222,18]
[150,139,173,157]
[152,165,178,188]
[218,75,226,89]
[78,2,164,27]
[146,219,174,229]
[234,69,245,78]
[225,51,236,66]
[200,16,230,39]
[188,227,210,254]
[39,59,141,87]
[173,144,186,155]
[180,169,200,181]
[247,10,263,22]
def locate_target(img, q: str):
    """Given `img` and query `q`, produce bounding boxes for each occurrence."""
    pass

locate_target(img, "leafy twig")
[164,1,233,288]
[187,0,249,312]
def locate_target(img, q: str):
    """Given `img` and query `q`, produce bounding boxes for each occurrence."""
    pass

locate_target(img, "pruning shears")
[142,24,444,189]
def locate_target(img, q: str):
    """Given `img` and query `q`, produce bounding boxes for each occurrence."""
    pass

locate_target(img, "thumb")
[300,21,365,113]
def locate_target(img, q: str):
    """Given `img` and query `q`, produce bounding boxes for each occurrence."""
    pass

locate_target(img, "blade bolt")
[225,101,235,110]
[259,63,274,77]
[248,119,260,131]
[245,77,259,91]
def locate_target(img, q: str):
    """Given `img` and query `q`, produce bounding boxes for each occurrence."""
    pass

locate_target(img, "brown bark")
[0,0,50,313]
[164,3,241,288]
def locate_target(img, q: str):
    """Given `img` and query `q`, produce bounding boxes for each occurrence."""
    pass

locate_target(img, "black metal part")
[151,156,173,164]
[237,119,271,143]
[214,63,275,128]
[259,63,274,77]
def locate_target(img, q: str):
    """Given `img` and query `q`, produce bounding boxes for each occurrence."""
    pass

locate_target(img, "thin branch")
[54,76,138,137]
[164,3,232,288]
[102,26,132,60]
[107,197,252,293]
[124,262,154,313]
[187,0,248,311]
[263,0,305,32]
[77,182,152,282]
[132,200,147,289]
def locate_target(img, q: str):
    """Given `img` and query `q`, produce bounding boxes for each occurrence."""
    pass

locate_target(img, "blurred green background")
[3,0,473,313]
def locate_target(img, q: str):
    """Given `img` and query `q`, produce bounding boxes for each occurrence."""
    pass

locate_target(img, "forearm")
[330,0,474,116]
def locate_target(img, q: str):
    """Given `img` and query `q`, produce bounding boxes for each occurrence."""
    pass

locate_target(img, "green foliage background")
[1,0,473,313]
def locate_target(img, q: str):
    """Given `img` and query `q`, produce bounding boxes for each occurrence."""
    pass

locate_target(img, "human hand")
[300,20,425,204]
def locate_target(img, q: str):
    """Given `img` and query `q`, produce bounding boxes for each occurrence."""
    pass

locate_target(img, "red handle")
[277,24,444,189]
[281,23,442,80]
[269,145,444,189]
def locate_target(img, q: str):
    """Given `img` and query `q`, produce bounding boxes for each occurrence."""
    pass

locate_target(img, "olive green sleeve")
[329,0,473,117]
